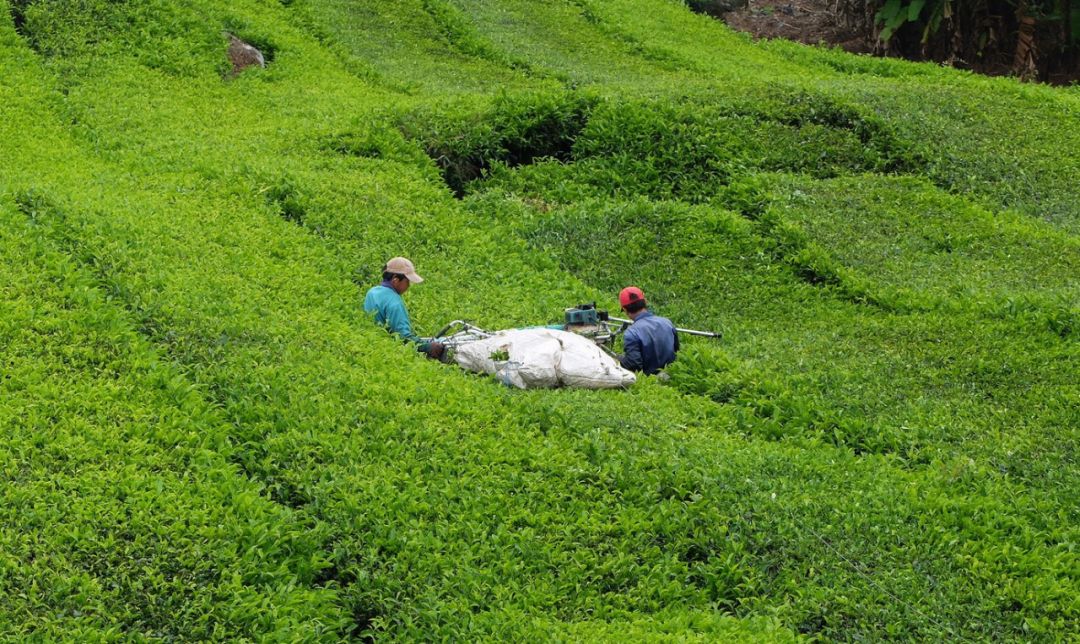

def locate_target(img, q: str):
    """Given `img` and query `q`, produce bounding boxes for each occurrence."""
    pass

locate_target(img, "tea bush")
[472,166,1077,464]
[441,0,698,88]
[1,0,1078,640]
[407,89,923,201]
[574,0,1080,232]
[766,174,1080,313]
[399,89,594,195]
[0,196,345,639]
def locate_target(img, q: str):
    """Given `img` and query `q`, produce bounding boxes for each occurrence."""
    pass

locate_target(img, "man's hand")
[427,342,446,360]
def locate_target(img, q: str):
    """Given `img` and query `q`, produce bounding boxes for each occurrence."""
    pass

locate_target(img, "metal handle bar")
[434,320,490,338]
[608,316,722,339]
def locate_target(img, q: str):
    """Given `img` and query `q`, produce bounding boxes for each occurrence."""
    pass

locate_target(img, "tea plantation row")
[1,0,1076,639]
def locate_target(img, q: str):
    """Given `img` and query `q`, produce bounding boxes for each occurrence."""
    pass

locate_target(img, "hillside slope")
[1,0,1077,640]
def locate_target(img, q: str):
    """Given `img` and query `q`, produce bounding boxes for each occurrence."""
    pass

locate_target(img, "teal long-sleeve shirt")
[364,283,423,346]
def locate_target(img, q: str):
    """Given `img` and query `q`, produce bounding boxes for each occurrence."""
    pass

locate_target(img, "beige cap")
[385,256,424,283]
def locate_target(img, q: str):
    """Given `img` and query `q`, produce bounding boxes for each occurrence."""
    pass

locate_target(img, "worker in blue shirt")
[617,286,678,374]
[363,256,445,360]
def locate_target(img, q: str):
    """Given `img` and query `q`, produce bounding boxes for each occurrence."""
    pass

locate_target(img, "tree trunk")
[1013,0,1039,79]
[1064,0,1073,47]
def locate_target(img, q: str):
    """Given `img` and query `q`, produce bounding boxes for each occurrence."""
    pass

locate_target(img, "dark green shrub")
[401,90,594,195]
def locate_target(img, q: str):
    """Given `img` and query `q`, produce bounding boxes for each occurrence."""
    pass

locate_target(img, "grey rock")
[226,33,265,76]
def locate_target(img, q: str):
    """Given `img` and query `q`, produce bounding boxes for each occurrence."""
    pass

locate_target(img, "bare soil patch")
[721,0,874,53]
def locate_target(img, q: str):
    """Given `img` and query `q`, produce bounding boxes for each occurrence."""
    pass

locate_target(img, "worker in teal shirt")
[363,256,445,359]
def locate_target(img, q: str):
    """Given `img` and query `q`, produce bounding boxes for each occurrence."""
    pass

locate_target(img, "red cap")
[619,286,646,309]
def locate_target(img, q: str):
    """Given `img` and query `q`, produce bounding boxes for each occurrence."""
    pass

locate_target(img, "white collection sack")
[454,328,636,390]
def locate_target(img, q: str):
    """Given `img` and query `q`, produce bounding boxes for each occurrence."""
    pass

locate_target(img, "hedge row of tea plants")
[569,0,1080,232]
[291,0,547,95]
[456,82,1076,509]
[466,182,1077,471]
[0,200,343,638]
[1,0,1077,639]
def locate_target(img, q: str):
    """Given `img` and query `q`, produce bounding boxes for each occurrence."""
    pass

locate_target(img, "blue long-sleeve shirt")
[364,281,424,347]
[620,310,679,375]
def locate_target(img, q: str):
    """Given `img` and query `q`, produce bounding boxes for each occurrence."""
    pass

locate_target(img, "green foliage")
[12,0,225,76]
[767,174,1080,318]
[440,0,708,87]
[401,89,594,194]
[410,88,921,201]
[868,0,1080,78]
[290,0,545,94]
[0,198,345,639]
[876,0,933,42]
[568,95,900,201]
[420,0,535,73]
[0,0,1078,640]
